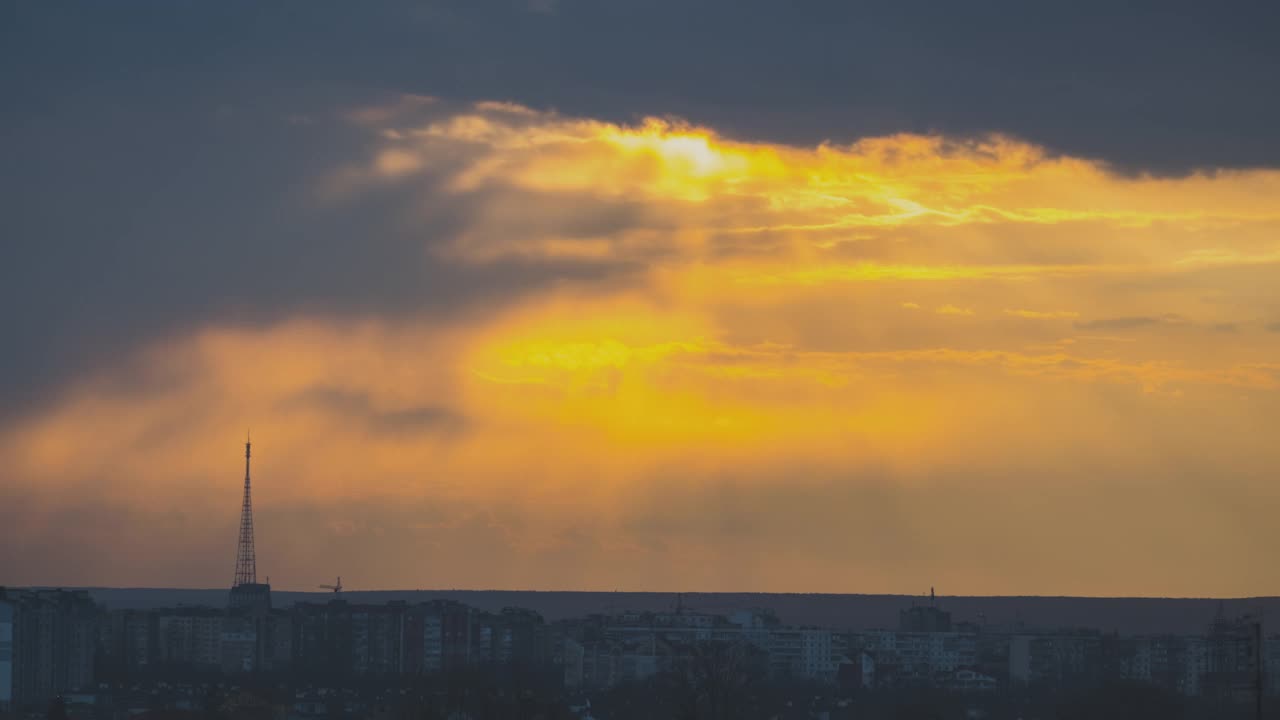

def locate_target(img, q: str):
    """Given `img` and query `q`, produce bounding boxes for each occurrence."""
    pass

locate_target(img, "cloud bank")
[3,96,1280,596]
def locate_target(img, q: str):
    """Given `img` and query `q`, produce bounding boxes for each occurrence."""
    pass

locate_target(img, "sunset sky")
[3,1,1280,597]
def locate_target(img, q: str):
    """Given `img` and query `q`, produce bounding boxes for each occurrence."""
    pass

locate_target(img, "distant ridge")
[52,588,1280,636]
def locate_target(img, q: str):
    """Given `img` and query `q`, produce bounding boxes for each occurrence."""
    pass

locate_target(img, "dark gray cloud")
[2,0,1278,418]
[5,1,1278,175]
[0,94,640,418]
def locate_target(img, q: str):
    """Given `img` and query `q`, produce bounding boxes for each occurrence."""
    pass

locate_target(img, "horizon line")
[15,585,1280,602]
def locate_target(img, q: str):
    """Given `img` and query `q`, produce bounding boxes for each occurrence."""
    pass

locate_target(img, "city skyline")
[4,2,1280,598]
[6,582,1273,717]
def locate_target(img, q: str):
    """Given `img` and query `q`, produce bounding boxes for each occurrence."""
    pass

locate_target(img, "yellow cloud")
[1004,308,1080,319]
[7,99,1280,595]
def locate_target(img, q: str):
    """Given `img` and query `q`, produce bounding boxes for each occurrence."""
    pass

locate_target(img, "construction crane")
[319,576,343,594]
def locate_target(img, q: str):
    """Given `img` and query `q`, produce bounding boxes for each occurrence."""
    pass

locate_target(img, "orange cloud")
[5,100,1280,596]
[1004,308,1080,319]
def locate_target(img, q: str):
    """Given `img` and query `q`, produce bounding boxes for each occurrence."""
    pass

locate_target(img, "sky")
[3,1,1280,597]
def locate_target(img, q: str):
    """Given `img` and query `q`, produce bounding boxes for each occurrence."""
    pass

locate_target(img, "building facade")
[0,589,98,710]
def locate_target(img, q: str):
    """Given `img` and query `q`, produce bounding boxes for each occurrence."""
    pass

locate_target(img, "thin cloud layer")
[4,100,1280,596]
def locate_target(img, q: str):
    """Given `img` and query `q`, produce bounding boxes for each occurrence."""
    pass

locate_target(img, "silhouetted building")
[1203,612,1262,705]
[265,609,293,672]
[1114,633,1208,696]
[156,607,224,669]
[853,629,976,688]
[1009,630,1104,690]
[767,627,840,681]
[101,609,158,674]
[899,590,952,633]
[293,599,355,677]
[351,602,407,674]
[437,600,479,669]
[1266,633,1280,697]
[227,584,272,616]
[0,589,98,710]
[220,614,258,674]
[406,599,477,673]
[9,582,1275,713]
[477,607,550,668]
[837,650,876,692]
[0,593,12,711]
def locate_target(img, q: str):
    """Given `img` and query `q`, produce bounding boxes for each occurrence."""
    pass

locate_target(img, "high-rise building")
[0,589,98,710]
[0,593,14,711]
[156,607,224,668]
[101,609,157,674]
[899,589,952,633]
[1203,612,1262,706]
